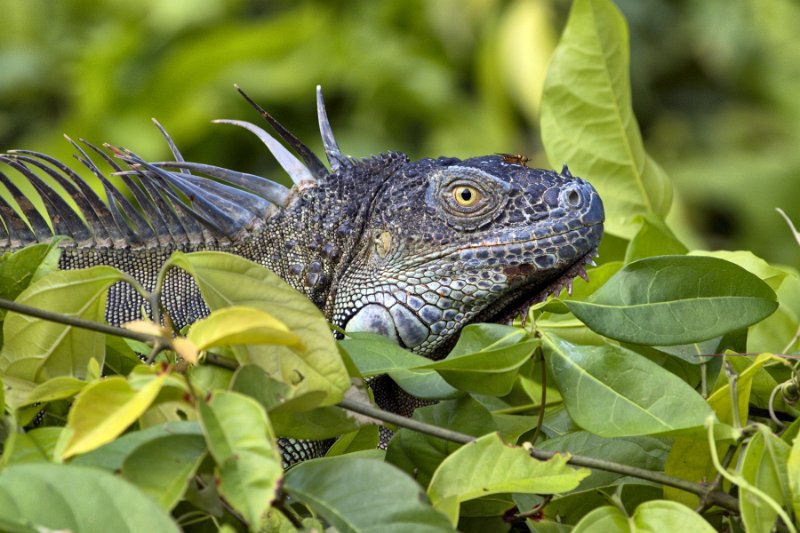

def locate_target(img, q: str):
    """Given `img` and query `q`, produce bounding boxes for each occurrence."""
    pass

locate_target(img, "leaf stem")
[725,361,742,430]
[706,418,795,532]
[528,346,547,445]
[491,401,562,415]
[338,398,741,514]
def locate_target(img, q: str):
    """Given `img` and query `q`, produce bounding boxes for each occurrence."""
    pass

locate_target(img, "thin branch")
[337,398,741,514]
[205,352,239,370]
[338,398,473,444]
[696,443,739,514]
[0,296,164,346]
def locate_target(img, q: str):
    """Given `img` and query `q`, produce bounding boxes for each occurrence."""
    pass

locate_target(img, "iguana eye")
[453,185,481,207]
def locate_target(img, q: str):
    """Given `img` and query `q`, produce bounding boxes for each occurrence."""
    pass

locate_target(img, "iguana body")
[0,87,604,462]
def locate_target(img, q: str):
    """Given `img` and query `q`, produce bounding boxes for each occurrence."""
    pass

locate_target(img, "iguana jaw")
[485,247,599,327]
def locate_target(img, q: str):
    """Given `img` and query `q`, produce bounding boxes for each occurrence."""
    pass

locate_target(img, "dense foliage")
[1,0,799,532]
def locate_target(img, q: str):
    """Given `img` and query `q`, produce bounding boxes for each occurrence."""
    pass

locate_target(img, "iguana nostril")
[565,188,581,208]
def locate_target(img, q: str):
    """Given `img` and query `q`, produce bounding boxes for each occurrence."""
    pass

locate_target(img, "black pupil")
[460,188,472,202]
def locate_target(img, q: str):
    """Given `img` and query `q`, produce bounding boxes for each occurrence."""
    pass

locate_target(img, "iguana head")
[335,154,604,357]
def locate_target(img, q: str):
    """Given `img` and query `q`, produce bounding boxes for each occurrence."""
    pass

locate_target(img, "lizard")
[0,86,604,463]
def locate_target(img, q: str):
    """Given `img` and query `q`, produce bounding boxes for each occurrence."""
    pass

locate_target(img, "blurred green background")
[1,0,799,265]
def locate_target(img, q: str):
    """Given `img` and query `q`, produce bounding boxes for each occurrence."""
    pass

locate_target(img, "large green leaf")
[338,332,430,377]
[624,214,688,263]
[789,429,800,525]
[537,431,669,492]
[199,390,282,530]
[423,324,537,396]
[71,420,203,471]
[1,427,61,466]
[540,0,672,238]
[0,266,127,381]
[386,397,497,488]
[543,332,712,437]
[284,455,455,533]
[572,501,715,532]
[739,425,792,533]
[0,463,179,532]
[0,239,63,320]
[19,375,85,406]
[427,433,589,525]
[121,432,207,510]
[165,251,349,405]
[230,364,361,439]
[566,255,778,345]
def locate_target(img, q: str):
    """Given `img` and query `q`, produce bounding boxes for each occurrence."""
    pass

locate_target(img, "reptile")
[0,86,604,463]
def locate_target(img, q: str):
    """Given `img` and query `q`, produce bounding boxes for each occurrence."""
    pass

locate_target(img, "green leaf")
[0,463,179,532]
[284,455,455,533]
[1,374,36,413]
[230,364,293,411]
[338,332,430,376]
[389,368,463,400]
[691,250,800,354]
[0,266,127,381]
[573,501,715,532]
[230,364,360,439]
[663,429,739,509]
[543,332,712,436]
[104,336,142,377]
[739,425,792,533]
[61,373,166,459]
[188,305,301,350]
[707,354,772,427]
[121,433,207,510]
[71,420,203,472]
[789,429,800,524]
[20,376,85,406]
[427,433,589,525]
[326,426,381,457]
[1,427,61,466]
[386,397,497,488]
[566,255,779,345]
[0,239,64,318]
[540,0,672,238]
[165,251,349,405]
[537,431,669,492]
[423,324,537,396]
[199,390,282,529]
[624,214,688,263]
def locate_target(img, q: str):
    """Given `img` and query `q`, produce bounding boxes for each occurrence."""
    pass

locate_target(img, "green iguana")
[0,86,604,463]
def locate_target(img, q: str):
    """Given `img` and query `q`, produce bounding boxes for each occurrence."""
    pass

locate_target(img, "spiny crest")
[0,86,346,250]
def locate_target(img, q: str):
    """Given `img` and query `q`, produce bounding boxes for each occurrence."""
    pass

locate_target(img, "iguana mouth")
[483,247,599,327]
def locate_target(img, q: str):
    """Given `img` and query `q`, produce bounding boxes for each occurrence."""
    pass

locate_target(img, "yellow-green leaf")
[427,433,589,525]
[540,0,672,238]
[188,305,301,350]
[61,374,166,459]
